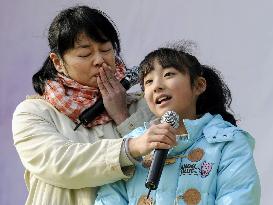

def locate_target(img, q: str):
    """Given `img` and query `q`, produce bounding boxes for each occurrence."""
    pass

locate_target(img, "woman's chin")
[85,81,99,88]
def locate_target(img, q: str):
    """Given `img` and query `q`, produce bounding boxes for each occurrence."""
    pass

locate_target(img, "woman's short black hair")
[48,5,120,56]
[32,5,121,95]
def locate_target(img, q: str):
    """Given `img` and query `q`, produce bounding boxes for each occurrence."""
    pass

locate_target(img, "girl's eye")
[144,79,153,85]
[164,72,175,77]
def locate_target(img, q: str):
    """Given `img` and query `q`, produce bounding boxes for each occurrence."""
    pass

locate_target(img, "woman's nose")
[93,53,104,67]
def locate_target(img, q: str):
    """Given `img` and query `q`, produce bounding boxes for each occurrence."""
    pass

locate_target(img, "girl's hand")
[128,123,178,158]
[97,63,129,125]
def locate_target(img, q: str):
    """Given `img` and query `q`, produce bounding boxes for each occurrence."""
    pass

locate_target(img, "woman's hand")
[128,123,178,158]
[97,63,129,125]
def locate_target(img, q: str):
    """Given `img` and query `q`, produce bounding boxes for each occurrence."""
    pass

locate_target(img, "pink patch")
[199,161,213,178]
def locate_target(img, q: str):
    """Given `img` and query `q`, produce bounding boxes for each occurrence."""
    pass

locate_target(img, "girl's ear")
[49,53,67,74]
[194,76,207,95]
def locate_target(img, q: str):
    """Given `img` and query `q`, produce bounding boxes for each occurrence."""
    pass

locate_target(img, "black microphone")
[145,111,179,198]
[73,66,140,130]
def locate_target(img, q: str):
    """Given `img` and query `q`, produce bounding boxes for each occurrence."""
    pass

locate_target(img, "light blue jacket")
[95,113,260,205]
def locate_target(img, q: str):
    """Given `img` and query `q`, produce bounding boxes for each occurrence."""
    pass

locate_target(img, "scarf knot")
[44,59,125,128]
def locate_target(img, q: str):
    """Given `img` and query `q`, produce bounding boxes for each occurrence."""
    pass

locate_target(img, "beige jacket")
[12,93,153,205]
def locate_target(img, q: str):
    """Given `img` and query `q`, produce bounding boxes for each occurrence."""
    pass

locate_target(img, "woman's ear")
[49,53,66,74]
[194,77,207,95]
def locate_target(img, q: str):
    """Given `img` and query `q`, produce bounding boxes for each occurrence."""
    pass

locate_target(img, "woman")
[12,6,176,205]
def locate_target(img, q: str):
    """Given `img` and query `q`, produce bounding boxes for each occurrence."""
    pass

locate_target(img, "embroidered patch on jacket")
[137,195,154,205]
[180,161,214,178]
[188,148,204,162]
[180,163,199,176]
[199,161,213,178]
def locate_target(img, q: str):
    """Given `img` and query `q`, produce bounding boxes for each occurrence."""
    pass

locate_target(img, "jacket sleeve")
[12,99,148,189]
[94,180,128,205]
[117,96,154,136]
[215,131,261,205]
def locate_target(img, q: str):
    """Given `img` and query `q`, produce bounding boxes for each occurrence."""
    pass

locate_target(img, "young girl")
[94,44,261,205]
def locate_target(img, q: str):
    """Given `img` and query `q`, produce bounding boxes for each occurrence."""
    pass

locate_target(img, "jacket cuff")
[105,138,131,178]
[120,139,134,167]
[124,138,143,164]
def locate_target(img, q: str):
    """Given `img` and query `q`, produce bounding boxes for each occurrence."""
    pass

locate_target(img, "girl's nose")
[154,86,163,93]
[153,78,164,93]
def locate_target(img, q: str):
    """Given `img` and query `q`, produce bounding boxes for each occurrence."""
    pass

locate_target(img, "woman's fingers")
[149,124,177,145]
[102,63,118,84]
[97,74,108,95]
[97,64,129,124]
[98,64,125,95]
[147,134,176,149]
[128,124,178,158]
[98,67,113,93]
[150,141,172,150]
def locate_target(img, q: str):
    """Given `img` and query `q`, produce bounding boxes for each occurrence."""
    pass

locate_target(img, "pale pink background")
[1,0,273,204]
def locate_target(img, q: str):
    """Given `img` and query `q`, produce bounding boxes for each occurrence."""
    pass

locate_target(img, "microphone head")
[160,111,179,129]
[125,66,139,87]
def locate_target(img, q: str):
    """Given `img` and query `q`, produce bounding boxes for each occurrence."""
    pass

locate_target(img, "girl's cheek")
[144,92,152,104]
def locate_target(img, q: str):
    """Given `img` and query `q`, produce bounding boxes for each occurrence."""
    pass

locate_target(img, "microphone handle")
[75,78,131,129]
[145,149,169,190]
[120,78,131,90]
[79,99,104,126]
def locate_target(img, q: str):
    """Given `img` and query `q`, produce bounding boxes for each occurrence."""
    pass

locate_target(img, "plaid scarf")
[44,59,125,128]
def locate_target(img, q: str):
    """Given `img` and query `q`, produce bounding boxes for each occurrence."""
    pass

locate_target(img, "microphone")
[74,66,140,130]
[145,111,179,198]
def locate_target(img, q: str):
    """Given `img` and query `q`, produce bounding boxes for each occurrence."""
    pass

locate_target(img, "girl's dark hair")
[139,45,236,125]
[32,5,121,95]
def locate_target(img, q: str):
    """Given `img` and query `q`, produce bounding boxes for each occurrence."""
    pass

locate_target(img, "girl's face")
[51,32,116,87]
[143,60,206,120]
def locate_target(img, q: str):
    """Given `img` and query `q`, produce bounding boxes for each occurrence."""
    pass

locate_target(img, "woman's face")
[55,32,116,87]
[143,60,206,119]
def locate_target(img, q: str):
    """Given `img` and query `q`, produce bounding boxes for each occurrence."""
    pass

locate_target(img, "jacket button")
[178,188,201,205]
[165,157,176,165]
[129,123,135,130]
[188,148,204,162]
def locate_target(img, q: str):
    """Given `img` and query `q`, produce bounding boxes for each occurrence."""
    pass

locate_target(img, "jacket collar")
[144,113,238,156]
[168,113,214,156]
[182,113,214,141]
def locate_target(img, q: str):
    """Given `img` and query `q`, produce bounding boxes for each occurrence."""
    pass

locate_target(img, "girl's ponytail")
[197,65,236,125]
